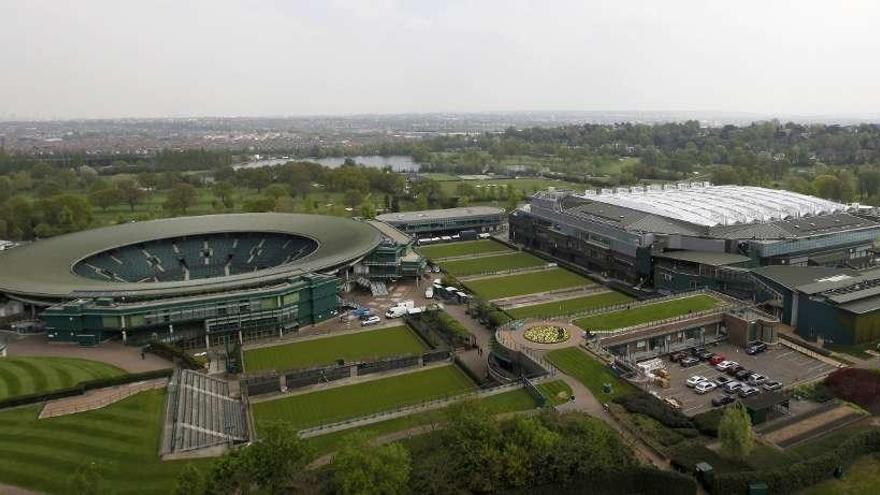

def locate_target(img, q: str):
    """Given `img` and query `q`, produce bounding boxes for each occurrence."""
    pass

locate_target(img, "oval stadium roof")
[0,213,381,301]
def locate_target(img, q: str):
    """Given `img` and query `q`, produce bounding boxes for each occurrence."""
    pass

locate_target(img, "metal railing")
[297,381,526,438]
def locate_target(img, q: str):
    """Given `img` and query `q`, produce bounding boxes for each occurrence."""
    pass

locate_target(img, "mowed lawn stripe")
[506,291,634,319]
[545,348,636,400]
[573,294,721,332]
[439,252,546,276]
[244,325,427,373]
[0,357,124,401]
[251,364,475,430]
[418,239,511,259]
[0,389,205,494]
[464,268,592,300]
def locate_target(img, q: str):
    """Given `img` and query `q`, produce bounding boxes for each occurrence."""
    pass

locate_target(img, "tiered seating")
[75,233,317,283]
[167,369,248,453]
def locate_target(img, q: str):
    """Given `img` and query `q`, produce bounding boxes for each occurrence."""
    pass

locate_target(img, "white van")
[425,287,434,299]
[385,306,408,318]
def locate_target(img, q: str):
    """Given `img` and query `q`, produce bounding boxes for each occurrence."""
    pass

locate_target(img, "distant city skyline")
[2,1,879,120]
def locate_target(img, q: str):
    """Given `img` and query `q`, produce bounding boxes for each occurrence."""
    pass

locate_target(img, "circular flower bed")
[523,325,570,344]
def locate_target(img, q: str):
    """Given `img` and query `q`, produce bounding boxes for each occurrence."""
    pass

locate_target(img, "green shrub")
[713,429,880,494]
[692,408,725,437]
[614,391,694,429]
[144,341,202,369]
[518,467,697,495]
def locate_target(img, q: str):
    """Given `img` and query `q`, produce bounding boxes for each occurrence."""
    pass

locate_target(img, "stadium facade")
[376,206,504,237]
[510,184,880,344]
[0,213,425,347]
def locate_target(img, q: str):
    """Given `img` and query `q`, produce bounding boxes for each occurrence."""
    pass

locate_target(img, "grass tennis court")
[417,239,511,259]
[0,357,124,401]
[243,325,427,373]
[464,268,592,300]
[439,252,546,276]
[307,385,544,454]
[251,364,475,430]
[0,389,202,494]
[573,294,721,332]
[505,291,634,319]
[545,348,636,400]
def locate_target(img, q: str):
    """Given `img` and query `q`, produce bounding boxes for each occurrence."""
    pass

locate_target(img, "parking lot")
[645,342,838,416]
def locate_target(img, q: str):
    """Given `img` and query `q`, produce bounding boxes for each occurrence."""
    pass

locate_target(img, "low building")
[376,206,504,236]
[753,265,880,345]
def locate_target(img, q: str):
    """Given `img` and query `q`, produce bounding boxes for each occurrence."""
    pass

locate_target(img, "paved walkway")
[5,334,170,372]
[39,378,168,419]
[441,303,492,380]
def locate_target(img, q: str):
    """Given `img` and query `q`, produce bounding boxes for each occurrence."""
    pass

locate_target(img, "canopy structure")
[578,184,846,227]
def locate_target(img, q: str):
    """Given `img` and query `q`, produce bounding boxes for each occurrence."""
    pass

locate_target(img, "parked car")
[726,364,745,376]
[723,381,745,394]
[708,353,726,366]
[664,397,683,410]
[697,350,714,361]
[670,351,689,363]
[712,395,736,407]
[735,369,754,381]
[686,375,709,388]
[716,360,738,371]
[361,316,381,326]
[746,342,768,355]
[695,381,717,394]
[680,356,700,368]
[715,375,733,386]
[691,347,707,356]
[763,380,784,391]
[748,374,768,386]
[738,386,760,398]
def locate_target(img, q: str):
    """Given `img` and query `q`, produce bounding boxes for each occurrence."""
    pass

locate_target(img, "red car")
[708,353,726,366]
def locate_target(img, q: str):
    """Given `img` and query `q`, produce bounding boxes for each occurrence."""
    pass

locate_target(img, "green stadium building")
[0,213,424,347]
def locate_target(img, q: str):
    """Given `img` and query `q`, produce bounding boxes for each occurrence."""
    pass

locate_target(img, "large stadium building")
[510,183,880,344]
[0,213,425,347]
[511,183,880,284]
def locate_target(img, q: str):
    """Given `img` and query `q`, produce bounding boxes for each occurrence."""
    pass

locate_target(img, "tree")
[116,179,145,212]
[212,182,235,209]
[359,201,376,219]
[718,404,753,460]
[332,433,411,495]
[164,182,198,214]
[89,187,122,211]
[174,464,206,495]
[264,183,289,200]
[813,174,844,201]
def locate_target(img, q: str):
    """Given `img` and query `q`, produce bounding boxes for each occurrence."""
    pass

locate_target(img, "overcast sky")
[1,0,878,119]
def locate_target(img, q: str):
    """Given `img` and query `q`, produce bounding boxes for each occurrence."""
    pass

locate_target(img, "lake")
[234,155,420,171]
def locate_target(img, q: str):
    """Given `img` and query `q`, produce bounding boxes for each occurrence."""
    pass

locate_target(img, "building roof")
[751,266,859,291]
[376,206,504,223]
[577,184,846,228]
[654,250,752,266]
[367,220,412,245]
[0,213,381,301]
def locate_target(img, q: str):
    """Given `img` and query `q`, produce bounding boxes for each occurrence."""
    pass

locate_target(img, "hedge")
[713,429,880,494]
[514,467,697,495]
[824,368,880,414]
[144,341,203,369]
[692,408,725,437]
[614,390,694,429]
[0,368,173,410]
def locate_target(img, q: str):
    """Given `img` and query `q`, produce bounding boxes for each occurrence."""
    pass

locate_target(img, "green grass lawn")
[251,365,476,431]
[0,357,124,401]
[306,385,543,454]
[464,268,592,300]
[536,380,574,406]
[243,326,427,373]
[0,389,203,494]
[545,347,636,400]
[417,239,512,260]
[573,294,721,332]
[439,252,546,276]
[506,291,634,319]
[827,339,880,360]
[802,454,880,495]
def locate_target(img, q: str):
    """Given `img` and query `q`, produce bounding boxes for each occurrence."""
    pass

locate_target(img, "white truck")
[385,306,408,318]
